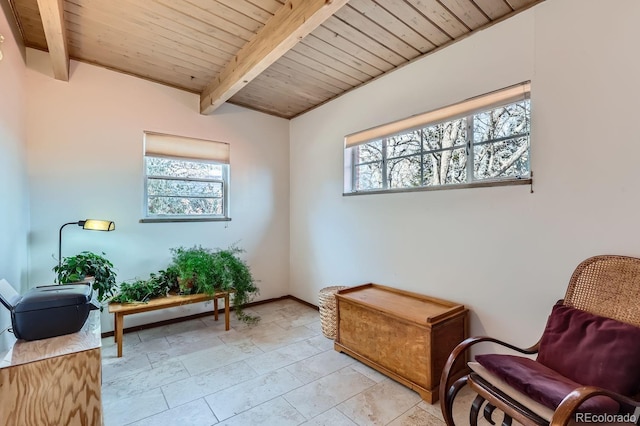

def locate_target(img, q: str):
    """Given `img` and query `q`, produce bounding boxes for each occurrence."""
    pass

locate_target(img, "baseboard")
[100,294,318,338]
[287,294,319,311]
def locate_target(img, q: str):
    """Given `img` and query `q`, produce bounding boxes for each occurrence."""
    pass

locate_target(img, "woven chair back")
[564,255,640,328]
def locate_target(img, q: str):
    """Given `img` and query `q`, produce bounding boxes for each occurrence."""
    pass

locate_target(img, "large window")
[345,82,531,194]
[143,132,230,221]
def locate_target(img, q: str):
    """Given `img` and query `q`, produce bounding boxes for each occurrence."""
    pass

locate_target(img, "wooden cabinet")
[0,311,102,425]
[334,284,468,403]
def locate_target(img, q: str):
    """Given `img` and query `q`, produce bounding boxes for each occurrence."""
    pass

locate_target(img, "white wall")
[26,50,290,332]
[290,0,640,348]
[0,5,29,352]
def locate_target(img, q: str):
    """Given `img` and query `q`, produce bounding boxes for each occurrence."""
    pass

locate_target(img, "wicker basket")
[318,286,348,339]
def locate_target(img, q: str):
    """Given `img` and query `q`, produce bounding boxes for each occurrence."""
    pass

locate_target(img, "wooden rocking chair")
[440,255,640,426]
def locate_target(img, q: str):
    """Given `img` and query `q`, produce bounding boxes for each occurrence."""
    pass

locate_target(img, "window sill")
[343,177,532,196]
[139,217,232,223]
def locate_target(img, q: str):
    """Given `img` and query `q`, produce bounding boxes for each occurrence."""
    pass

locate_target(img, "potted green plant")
[170,246,216,295]
[110,266,179,304]
[170,245,259,323]
[53,251,117,304]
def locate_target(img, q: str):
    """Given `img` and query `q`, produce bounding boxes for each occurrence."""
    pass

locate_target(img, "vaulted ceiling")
[8,0,542,118]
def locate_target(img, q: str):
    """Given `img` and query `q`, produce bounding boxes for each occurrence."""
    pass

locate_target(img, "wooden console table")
[108,290,232,357]
[334,284,468,403]
[0,310,102,425]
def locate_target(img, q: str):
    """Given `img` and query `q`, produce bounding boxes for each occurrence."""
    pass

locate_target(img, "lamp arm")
[58,221,81,274]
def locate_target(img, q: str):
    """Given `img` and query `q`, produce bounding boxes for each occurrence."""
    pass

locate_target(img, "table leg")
[214,297,219,321]
[113,314,119,343]
[116,313,124,358]
[224,293,230,331]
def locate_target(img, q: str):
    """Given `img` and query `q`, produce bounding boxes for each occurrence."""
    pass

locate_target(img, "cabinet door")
[0,348,102,425]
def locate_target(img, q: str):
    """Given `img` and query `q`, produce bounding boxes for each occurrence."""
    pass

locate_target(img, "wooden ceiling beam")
[36,0,69,81]
[200,0,349,115]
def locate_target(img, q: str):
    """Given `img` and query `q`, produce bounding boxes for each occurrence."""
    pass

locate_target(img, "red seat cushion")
[475,354,620,413]
[537,304,640,396]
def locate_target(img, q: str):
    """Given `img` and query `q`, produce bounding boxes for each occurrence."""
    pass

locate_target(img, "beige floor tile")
[452,386,478,425]
[243,307,289,325]
[387,406,445,426]
[240,302,313,326]
[100,299,485,425]
[349,361,388,383]
[304,319,323,334]
[284,366,376,419]
[102,360,190,395]
[248,302,290,315]
[302,408,358,425]
[244,339,324,375]
[249,324,319,352]
[103,387,167,426]
[102,352,153,383]
[165,321,229,345]
[279,308,324,329]
[306,334,336,351]
[206,368,303,420]
[161,360,257,408]
[217,397,306,426]
[286,349,356,384]
[127,399,218,426]
[250,299,302,313]
[101,331,140,350]
[147,335,226,365]
[102,336,171,361]
[218,321,285,345]
[210,308,261,329]
[337,379,422,425]
[198,308,258,327]
[137,318,208,342]
[277,303,318,315]
[418,399,443,420]
[429,385,519,426]
[178,339,263,376]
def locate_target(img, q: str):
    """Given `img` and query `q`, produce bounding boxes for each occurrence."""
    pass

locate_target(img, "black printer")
[0,279,99,341]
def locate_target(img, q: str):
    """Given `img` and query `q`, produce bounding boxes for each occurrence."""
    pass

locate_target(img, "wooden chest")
[334,284,468,403]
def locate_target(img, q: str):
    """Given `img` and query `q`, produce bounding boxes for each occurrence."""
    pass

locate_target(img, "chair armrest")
[551,386,640,426]
[439,336,540,426]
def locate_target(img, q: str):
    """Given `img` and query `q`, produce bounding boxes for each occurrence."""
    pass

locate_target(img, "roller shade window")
[345,81,530,148]
[144,132,230,164]
[344,82,532,195]
[142,132,230,221]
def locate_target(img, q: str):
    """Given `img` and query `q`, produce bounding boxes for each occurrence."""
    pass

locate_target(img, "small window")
[143,132,230,221]
[345,82,531,194]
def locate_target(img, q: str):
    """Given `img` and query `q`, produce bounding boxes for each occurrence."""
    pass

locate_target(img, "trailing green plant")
[170,245,259,323]
[111,278,162,303]
[53,251,117,304]
[111,266,179,304]
[207,246,259,323]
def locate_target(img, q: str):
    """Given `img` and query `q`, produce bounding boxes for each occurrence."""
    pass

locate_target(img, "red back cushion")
[537,303,640,396]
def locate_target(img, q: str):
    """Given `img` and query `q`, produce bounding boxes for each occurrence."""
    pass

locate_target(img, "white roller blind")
[144,132,230,163]
[345,81,531,148]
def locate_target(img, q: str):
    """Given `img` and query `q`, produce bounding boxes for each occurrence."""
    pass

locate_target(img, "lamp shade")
[57,218,116,275]
[81,219,115,231]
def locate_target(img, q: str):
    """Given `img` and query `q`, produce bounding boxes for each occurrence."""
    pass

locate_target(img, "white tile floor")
[101,299,483,426]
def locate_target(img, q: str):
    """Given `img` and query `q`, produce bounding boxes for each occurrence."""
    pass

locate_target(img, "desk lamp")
[58,219,115,270]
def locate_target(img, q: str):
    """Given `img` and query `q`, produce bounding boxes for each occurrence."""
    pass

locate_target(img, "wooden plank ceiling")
[8,0,542,118]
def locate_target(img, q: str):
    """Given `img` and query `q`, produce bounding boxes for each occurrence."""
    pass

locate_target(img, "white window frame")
[344,82,531,195]
[141,132,231,222]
